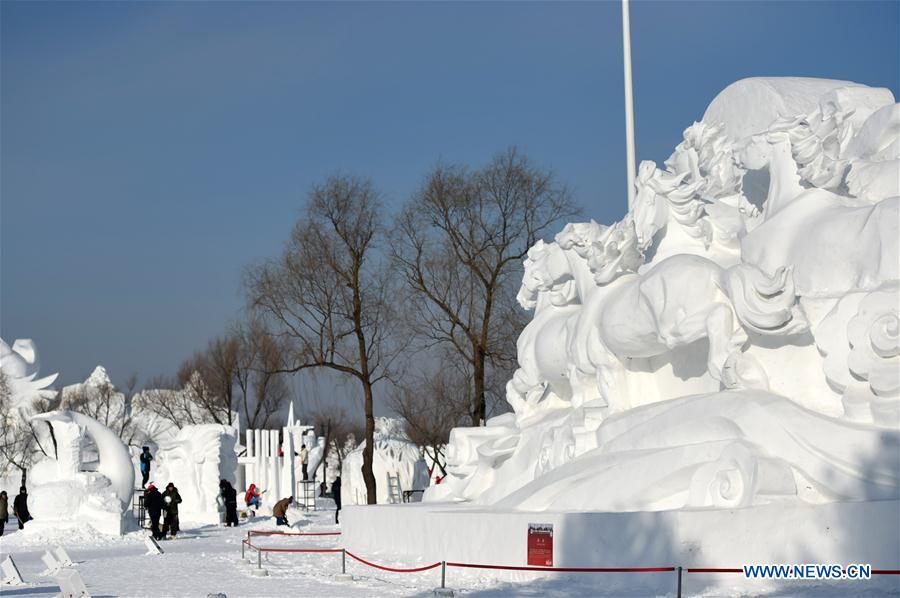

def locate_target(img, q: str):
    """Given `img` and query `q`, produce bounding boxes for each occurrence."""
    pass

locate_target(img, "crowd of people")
[2,444,343,540]
[140,474,343,538]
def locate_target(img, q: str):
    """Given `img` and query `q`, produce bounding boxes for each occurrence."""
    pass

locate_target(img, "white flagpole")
[622,0,637,211]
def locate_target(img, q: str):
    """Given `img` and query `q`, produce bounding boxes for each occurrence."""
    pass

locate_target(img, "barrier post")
[250,545,268,577]
[677,566,683,598]
[334,548,353,581]
[434,560,453,596]
[241,539,245,560]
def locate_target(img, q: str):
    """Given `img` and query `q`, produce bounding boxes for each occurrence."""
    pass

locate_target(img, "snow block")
[56,568,90,597]
[41,551,60,575]
[1,556,24,586]
[55,546,74,567]
[144,536,164,555]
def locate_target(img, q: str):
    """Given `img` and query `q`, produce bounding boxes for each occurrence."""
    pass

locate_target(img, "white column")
[268,430,280,504]
[282,426,296,503]
[260,431,269,492]
[622,0,637,211]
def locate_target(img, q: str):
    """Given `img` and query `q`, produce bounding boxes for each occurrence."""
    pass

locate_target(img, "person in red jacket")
[244,483,262,515]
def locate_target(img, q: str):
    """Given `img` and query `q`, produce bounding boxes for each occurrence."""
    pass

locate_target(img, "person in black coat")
[144,483,164,540]
[161,483,182,539]
[331,475,342,524]
[219,479,239,527]
[12,486,31,530]
[0,490,8,536]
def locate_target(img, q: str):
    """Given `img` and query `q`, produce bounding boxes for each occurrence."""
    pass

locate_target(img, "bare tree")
[0,371,54,485]
[330,419,364,474]
[307,405,350,479]
[175,355,231,426]
[393,148,580,425]
[245,174,397,504]
[132,374,212,430]
[203,335,241,426]
[391,359,471,477]
[233,321,290,429]
[62,376,139,444]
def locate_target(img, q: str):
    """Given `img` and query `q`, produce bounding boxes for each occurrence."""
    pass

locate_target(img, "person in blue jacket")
[139,446,153,488]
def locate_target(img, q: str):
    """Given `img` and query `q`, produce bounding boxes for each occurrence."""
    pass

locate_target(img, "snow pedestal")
[343,500,900,595]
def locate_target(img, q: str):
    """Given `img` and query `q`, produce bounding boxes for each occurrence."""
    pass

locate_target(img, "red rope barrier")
[448,562,675,573]
[258,547,344,553]
[240,534,900,580]
[247,530,341,536]
[345,550,442,573]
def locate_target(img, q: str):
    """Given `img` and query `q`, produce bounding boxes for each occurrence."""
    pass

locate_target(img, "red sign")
[527,523,553,567]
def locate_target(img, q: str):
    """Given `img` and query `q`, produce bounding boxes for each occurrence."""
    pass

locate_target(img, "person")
[319,480,326,498]
[299,445,309,481]
[139,446,153,488]
[0,490,8,536]
[272,496,292,526]
[331,475,342,525]
[144,483,164,540]
[161,482,182,539]
[244,483,262,515]
[13,486,31,530]
[219,479,239,527]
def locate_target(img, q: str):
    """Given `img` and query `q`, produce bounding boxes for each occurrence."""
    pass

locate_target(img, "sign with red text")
[527,523,553,567]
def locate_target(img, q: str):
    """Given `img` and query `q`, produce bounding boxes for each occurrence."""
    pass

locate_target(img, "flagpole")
[622,0,637,211]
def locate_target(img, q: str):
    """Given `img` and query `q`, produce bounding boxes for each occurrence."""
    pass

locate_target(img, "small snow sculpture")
[341,418,429,505]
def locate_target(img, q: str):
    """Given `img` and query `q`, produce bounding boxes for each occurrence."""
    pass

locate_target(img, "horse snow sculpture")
[426,77,900,512]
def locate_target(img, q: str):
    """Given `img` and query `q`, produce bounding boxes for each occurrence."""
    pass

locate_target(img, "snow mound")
[1,521,146,549]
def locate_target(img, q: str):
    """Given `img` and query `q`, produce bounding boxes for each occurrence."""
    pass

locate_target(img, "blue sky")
[2,1,898,388]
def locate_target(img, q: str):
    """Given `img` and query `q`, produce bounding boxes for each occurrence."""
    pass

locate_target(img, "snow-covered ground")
[0,503,642,598]
[4,504,895,597]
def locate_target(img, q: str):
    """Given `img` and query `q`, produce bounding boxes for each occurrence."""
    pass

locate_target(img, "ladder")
[386,474,402,504]
[297,480,317,511]
[133,488,147,528]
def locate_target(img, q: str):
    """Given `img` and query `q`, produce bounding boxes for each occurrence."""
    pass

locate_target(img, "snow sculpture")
[342,418,430,505]
[1,338,58,418]
[153,424,237,523]
[304,432,325,481]
[27,410,135,535]
[427,77,900,512]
